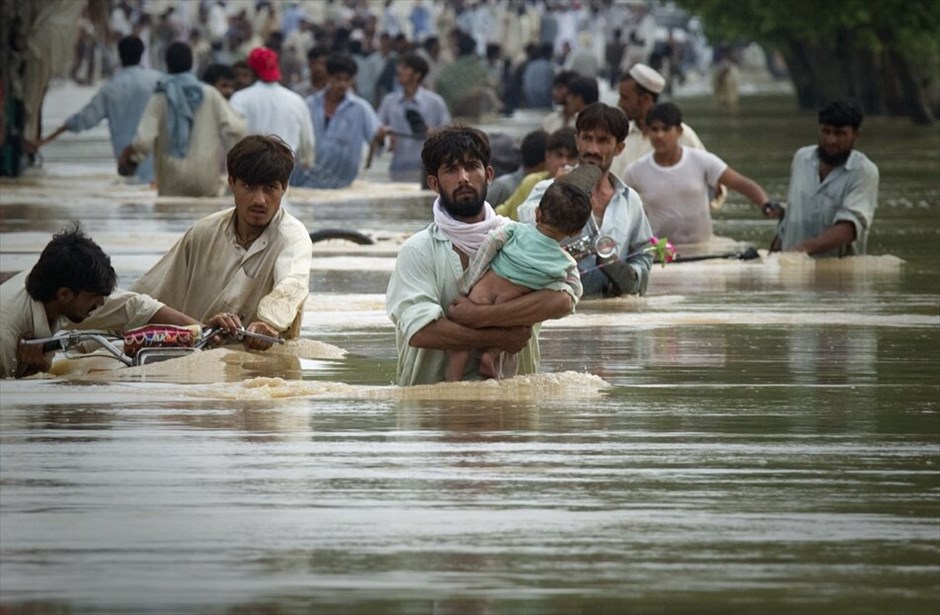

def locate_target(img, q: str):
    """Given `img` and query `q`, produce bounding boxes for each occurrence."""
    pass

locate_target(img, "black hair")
[398,51,429,79]
[25,223,116,302]
[645,101,682,128]
[455,30,476,56]
[307,44,330,61]
[422,36,440,52]
[165,41,194,74]
[567,76,599,105]
[422,125,491,176]
[227,134,295,188]
[326,53,357,77]
[575,103,630,142]
[546,127,577,154]
[539,182,592,235]
[117,35,145,67]
[553,69,577,87]
[202,63,235,85]
[520,129,549,168]
[819,99,864,129]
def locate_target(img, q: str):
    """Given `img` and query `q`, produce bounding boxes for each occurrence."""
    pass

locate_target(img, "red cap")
[247,47,281,83]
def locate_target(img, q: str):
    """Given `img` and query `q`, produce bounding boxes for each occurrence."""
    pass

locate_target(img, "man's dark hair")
[165,41,194,74]
[819,99,864,129]
[539,42,555,61]
[567,76,599,105]
[202,63,235,85]
[326,53,358,77]
[422,125,491,176]
[227,134,295,188]
[575,102,630,143]
[646,101,683,128]
[307,44,330,61]
[422,36,440,53]
[25,223,117,302]
[117,35,145,67]
[546,127,577,154]
[520,129,549,168]
[553,69,576,88]
[539,182,591,235]
[455,30,477,57]
[398,51,429,80]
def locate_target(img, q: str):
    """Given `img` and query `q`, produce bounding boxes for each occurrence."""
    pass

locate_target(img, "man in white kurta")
[230,47,315,168]
[131,207,312,340]
[123,42,246,196]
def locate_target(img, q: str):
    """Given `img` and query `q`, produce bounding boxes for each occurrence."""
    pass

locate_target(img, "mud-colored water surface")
[1,84,938,614]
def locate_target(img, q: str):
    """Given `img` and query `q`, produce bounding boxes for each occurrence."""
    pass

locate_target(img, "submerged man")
[0,224,224,379]
[127,135,313,349]
[772,99,879,256]
[385,126,580,386]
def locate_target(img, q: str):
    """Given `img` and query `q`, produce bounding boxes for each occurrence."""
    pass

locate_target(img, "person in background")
[231,60,255,91]
[293,44,330,99]
[375,51,452,184]
[202,63,236,100]
[772,99,879,256]
[127,135,313,346]
[518,103,654,298]
[522,43,558,110]
[118,41,246,197]
[0,224,232,379]
[623,102,778,247]
[610,63,705,178]
[28,35,163,184]
[385,126,580,386]
[488,129,547,209]
[292,54,382,189]
[230,47,315,171]
[497,127,579,220]
[539,69,577,132]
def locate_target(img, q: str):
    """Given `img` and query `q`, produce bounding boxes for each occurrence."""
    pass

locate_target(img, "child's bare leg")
[478,348,501,379]
[446,349,471,382]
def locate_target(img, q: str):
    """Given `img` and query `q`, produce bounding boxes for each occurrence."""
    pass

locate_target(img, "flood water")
[1,83,938,613]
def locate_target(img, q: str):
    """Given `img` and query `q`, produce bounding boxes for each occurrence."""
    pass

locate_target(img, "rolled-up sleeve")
[834,162,879,239]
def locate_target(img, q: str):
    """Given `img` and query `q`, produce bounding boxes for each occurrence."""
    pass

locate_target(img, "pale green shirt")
[386,222,579,387]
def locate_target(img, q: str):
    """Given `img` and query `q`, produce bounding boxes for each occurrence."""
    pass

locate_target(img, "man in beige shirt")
[0,225,218,379]
[119,41,246,196]
[130,135,313,349]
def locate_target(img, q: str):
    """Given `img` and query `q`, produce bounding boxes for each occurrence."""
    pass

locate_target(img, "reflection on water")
[1,93,939,612]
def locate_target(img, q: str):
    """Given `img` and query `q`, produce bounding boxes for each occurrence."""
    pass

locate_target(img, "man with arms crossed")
[772,99,879,256]
[386,126,580,386]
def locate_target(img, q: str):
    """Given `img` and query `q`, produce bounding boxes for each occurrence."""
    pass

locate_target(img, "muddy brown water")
[0,85,938,613]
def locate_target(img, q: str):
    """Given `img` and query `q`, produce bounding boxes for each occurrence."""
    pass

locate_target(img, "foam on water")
[185,371,609,401]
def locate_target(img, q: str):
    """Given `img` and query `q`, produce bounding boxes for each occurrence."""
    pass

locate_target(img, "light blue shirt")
[296,90,381,189]
[518,170,653,296]
[376,86,451,182]
[777,146,880,256]
[65,65,164,183]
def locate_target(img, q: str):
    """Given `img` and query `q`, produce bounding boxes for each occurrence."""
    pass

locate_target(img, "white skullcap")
[629,63,665,94]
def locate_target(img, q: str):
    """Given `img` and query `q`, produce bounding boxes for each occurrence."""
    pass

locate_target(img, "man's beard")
[817,145,851,167]
[440,185,487,218]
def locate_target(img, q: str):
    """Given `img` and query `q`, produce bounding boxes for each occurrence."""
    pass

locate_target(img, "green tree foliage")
[676,0,940,123]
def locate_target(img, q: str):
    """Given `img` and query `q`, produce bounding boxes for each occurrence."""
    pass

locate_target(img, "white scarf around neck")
[432,196,507,258]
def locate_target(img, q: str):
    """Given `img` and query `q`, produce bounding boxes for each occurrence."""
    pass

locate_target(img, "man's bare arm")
[446,289,573,329]
[410,317,532,354]
[791,221,856,255]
